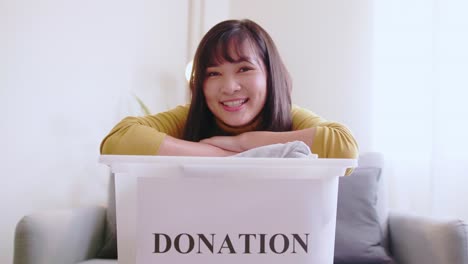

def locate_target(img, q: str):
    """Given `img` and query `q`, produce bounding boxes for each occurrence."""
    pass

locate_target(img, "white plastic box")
[100,155,356,264]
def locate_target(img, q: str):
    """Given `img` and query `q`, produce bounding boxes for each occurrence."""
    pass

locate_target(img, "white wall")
[229,0,374,152]
[0,0,189,263]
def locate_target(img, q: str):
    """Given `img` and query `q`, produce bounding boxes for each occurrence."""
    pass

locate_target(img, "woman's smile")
[220,98,249,112]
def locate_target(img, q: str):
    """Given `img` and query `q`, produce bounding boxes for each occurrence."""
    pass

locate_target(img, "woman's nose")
[221,76,241,94]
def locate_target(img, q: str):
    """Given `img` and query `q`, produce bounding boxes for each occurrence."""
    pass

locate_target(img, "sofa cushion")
[334,167,394,264]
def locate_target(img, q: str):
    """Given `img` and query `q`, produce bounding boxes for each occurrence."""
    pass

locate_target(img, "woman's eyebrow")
[237,57,256,64]
[206,65,220,70]
[231,58,259,67]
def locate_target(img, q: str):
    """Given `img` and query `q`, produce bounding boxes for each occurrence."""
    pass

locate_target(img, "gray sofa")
[13,152,468,264]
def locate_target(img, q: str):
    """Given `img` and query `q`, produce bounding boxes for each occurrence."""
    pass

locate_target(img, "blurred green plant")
[133,94,151,115]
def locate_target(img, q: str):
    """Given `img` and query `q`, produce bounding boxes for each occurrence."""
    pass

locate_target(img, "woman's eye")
[239,67,252,73]
[206,72,220,77]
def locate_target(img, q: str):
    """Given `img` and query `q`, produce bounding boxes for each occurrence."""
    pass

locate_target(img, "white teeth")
[222,99,246,107]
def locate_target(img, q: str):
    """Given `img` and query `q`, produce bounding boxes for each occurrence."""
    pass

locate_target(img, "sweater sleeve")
[291,105,359,160]
[100,105,189,155]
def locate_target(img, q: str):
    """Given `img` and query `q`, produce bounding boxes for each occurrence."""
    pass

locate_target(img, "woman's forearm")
[158,135,237,157]
[238,128,316,151]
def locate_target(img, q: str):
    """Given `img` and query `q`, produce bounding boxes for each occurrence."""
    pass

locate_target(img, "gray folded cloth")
[233,141,313,158]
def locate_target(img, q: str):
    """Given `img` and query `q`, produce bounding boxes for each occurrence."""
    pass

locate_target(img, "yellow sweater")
[100,104,358,160]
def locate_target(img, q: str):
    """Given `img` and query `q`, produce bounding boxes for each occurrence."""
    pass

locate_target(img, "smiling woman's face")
[203,40,267,128]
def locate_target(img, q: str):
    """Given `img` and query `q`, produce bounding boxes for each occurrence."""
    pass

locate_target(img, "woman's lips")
[220,98,248,112]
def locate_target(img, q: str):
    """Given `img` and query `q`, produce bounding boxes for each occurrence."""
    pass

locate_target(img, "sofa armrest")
[388,211,468,264]
[14,206,106,264]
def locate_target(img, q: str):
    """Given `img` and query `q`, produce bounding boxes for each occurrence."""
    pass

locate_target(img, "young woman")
[100,19,358,162]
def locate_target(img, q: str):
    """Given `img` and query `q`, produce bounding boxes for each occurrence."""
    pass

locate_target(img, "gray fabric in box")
[233,140,312,158]
[334,167,394,264]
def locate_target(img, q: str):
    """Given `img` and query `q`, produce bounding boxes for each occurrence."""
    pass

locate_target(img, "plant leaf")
[133,94,151,115]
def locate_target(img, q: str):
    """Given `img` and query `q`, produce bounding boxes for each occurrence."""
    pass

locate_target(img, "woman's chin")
[221,116,258,128]
[224,121,248,128]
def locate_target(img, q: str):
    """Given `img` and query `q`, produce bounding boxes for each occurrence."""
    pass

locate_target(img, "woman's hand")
[158,135,238,156]
[200,135,245,152]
